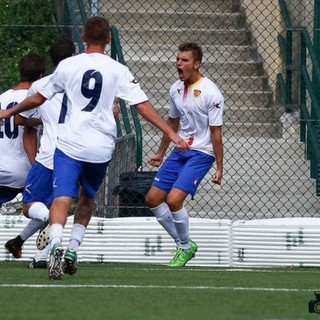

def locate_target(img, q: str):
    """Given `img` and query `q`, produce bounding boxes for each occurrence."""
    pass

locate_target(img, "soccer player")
[0,53,45,207]
[0,16,189,280]
[145,42,224,267]
[4,38,76,268]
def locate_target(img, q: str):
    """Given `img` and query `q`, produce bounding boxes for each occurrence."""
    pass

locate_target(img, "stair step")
[224,106,276,123]
[144,89,272,109]
[121,43,260,64]
[143,103,275,123]
[108,11,245,29]
[132,67,268,92]
[128,59,264,78]
[223,122,281,138]
[119,28,251,46]
[139,119,281,139]
[223,136,306,159]
[102,0,240,13]
[223,157,311,178]
[140,135,306,160]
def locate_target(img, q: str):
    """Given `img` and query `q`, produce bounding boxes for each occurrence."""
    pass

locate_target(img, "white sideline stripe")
[111,267,320,274]
[0,284,317,292]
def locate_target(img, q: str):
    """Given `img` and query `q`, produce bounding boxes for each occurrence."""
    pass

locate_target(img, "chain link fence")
[0,0,319,220]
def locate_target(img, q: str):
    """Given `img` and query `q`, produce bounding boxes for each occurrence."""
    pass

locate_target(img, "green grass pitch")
[0,261,319,320]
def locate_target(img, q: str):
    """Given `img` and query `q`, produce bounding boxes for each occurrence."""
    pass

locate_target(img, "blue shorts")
[0,186,23,206]
[23,161,54,207]
[152,149,215,197]
[53,148,109,199]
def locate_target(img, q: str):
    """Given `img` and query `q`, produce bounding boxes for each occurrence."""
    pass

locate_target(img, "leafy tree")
[0,0,58,91]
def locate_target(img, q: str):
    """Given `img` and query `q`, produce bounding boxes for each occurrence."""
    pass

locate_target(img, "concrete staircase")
[101,0,280,138]
[97,0,319,219]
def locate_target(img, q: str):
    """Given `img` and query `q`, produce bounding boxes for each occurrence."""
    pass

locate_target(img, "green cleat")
[168,247,182,267]
[48,243,64,280]
[62,249,78,275]
[190,240,198,257]
[169,240,198,268]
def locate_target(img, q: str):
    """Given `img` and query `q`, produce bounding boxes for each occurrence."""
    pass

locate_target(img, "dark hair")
[49,37,76,67]
[84,16,110,45]
[178,42,203,63]
[19,53,46,82]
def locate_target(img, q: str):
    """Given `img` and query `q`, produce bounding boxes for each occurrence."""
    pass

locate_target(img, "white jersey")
[39,52,148,163]
[169,77,224,156]
[0,89,31,187]
[21,75,63,170]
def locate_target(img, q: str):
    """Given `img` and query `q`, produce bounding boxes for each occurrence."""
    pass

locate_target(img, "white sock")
[150,202,180,247]
[33,245,50,262]
[49,223,64,250]
[19,219,45,241]
[172,207,190,249]
[28,202,49,222]
[68,223,86,251]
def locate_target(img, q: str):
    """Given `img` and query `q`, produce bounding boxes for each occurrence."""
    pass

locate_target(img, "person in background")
[0,53,45,208]
[145,42,224,268]
[4,38,76,268]
[0,16,189,280]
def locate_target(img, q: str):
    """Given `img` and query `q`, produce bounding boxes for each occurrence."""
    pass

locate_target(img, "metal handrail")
[109,24,144,168]
[110,26,143,169]
[300,27,320,195]
[277,0,293,112]
[278,0,320,196]
[65,0,86,52]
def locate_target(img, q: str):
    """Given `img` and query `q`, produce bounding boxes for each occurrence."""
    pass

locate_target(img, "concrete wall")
[240,0,283,94]
[241,0,315,107]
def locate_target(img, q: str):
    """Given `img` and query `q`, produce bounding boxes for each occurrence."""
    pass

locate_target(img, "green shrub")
[0,0,58,92]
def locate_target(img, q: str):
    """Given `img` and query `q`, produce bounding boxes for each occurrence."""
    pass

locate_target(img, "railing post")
[285,28,293,112]
[278,0,294,113]
[110,26,143,168]
[313,0,320,102]
[313,0,320,190]
[300,29,307,143]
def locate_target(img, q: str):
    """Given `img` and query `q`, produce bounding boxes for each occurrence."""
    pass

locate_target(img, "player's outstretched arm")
[148,117,180,167]
[23,126,38,164]
[15,114,42,127]
[0,93,46,120]
[210,125,223,185]
[135,100,189,151]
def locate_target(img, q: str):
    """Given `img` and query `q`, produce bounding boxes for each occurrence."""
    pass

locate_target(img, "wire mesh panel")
[0,0,319,219]
[97,0,320,219]
[95,133,137,217]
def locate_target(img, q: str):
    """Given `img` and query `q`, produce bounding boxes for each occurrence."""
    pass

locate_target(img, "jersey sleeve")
[168,85,181,118]
[19,82,41,119]
[38,68,65,100]
[19,108,40,119]
[208,93,224,126]
[115,68,148,105]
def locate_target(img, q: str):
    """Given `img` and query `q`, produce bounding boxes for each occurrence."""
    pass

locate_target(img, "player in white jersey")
[4,38,76,268]
[0,53,45,207]
[0,17,189,280]
[145,42,224,267]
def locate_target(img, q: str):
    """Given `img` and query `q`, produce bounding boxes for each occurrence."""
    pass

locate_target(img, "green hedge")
[0,0,58,92]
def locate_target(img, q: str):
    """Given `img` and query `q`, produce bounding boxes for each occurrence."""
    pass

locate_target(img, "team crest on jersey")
[194,89,201,97]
